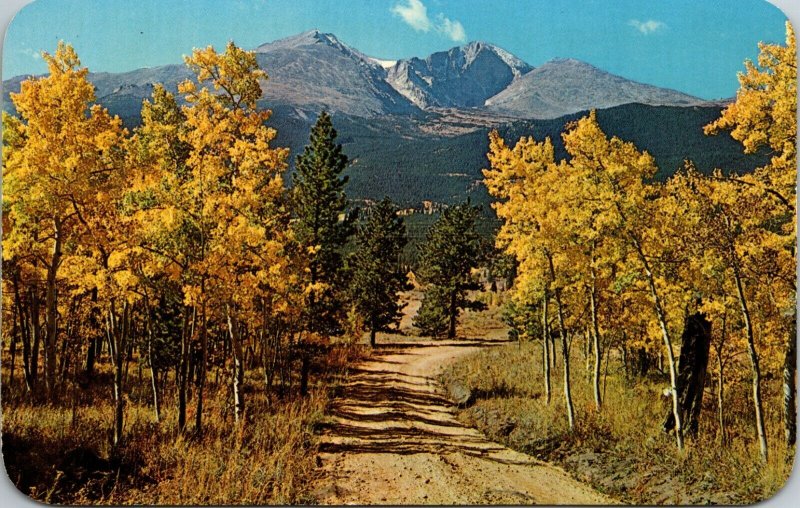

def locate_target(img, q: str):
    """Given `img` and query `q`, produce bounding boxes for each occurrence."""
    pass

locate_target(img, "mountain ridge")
[251,30,417,117]
[485,58,706,118]
[3,30,715,120]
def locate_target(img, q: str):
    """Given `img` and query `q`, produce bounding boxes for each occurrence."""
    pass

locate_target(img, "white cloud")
[20,47,41,60]
[391,0,467,42]
[628,19,666,35]
[437,15,466,43]
[391,0,432,32]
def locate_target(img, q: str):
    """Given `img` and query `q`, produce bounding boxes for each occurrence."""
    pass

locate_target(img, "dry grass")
[442,341,794,505]
[2,345,365,505]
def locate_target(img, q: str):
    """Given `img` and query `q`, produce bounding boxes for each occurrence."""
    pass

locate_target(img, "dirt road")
[312,340,614,505]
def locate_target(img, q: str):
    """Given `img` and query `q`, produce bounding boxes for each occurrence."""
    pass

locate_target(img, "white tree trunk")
[542,294,551,405]
[589,274,602,411]
[632,236,683,451]
[731,260,768,462]
[227,304,245,423]
[548,253,574,430]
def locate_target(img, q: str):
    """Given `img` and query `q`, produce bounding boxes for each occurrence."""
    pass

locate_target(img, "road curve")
[312,341,615,505]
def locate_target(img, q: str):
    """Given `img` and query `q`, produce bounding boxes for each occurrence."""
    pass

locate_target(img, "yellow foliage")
[483,26,796,447]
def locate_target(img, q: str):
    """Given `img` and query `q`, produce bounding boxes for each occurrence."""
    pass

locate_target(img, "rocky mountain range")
[3,30,712,121]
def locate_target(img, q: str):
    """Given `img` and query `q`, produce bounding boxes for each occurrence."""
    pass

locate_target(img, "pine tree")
[348,198,410,347]
[413,286,451,338]
[292,111,354,396]
[413,202,487,339]
[293,111,354,336]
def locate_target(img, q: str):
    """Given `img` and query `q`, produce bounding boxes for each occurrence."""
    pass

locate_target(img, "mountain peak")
[485,57,704,119]
[387,41,533,109]
[295,29,325,41]
[447,41,532,76]
[461,41,492,52]
[256,30,347,52]
[306,30,341,47]
[547,57,584,64]
[540,58,604,71]
[3,29,709,123]
[252,30,417,117]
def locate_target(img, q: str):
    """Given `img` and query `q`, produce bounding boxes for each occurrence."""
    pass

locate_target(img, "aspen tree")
[706,22,797,448]
[178,42,290,426]
[3,42,125,400]
[484,133,577,428]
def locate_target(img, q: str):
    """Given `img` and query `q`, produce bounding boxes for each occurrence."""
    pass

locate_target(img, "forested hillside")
[337,103,768,207]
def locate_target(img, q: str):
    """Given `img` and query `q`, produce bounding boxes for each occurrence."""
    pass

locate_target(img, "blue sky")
[2,0,790,99]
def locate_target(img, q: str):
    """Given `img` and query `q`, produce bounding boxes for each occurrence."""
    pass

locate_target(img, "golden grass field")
[2,345,365,505]
[441,314,794,505]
